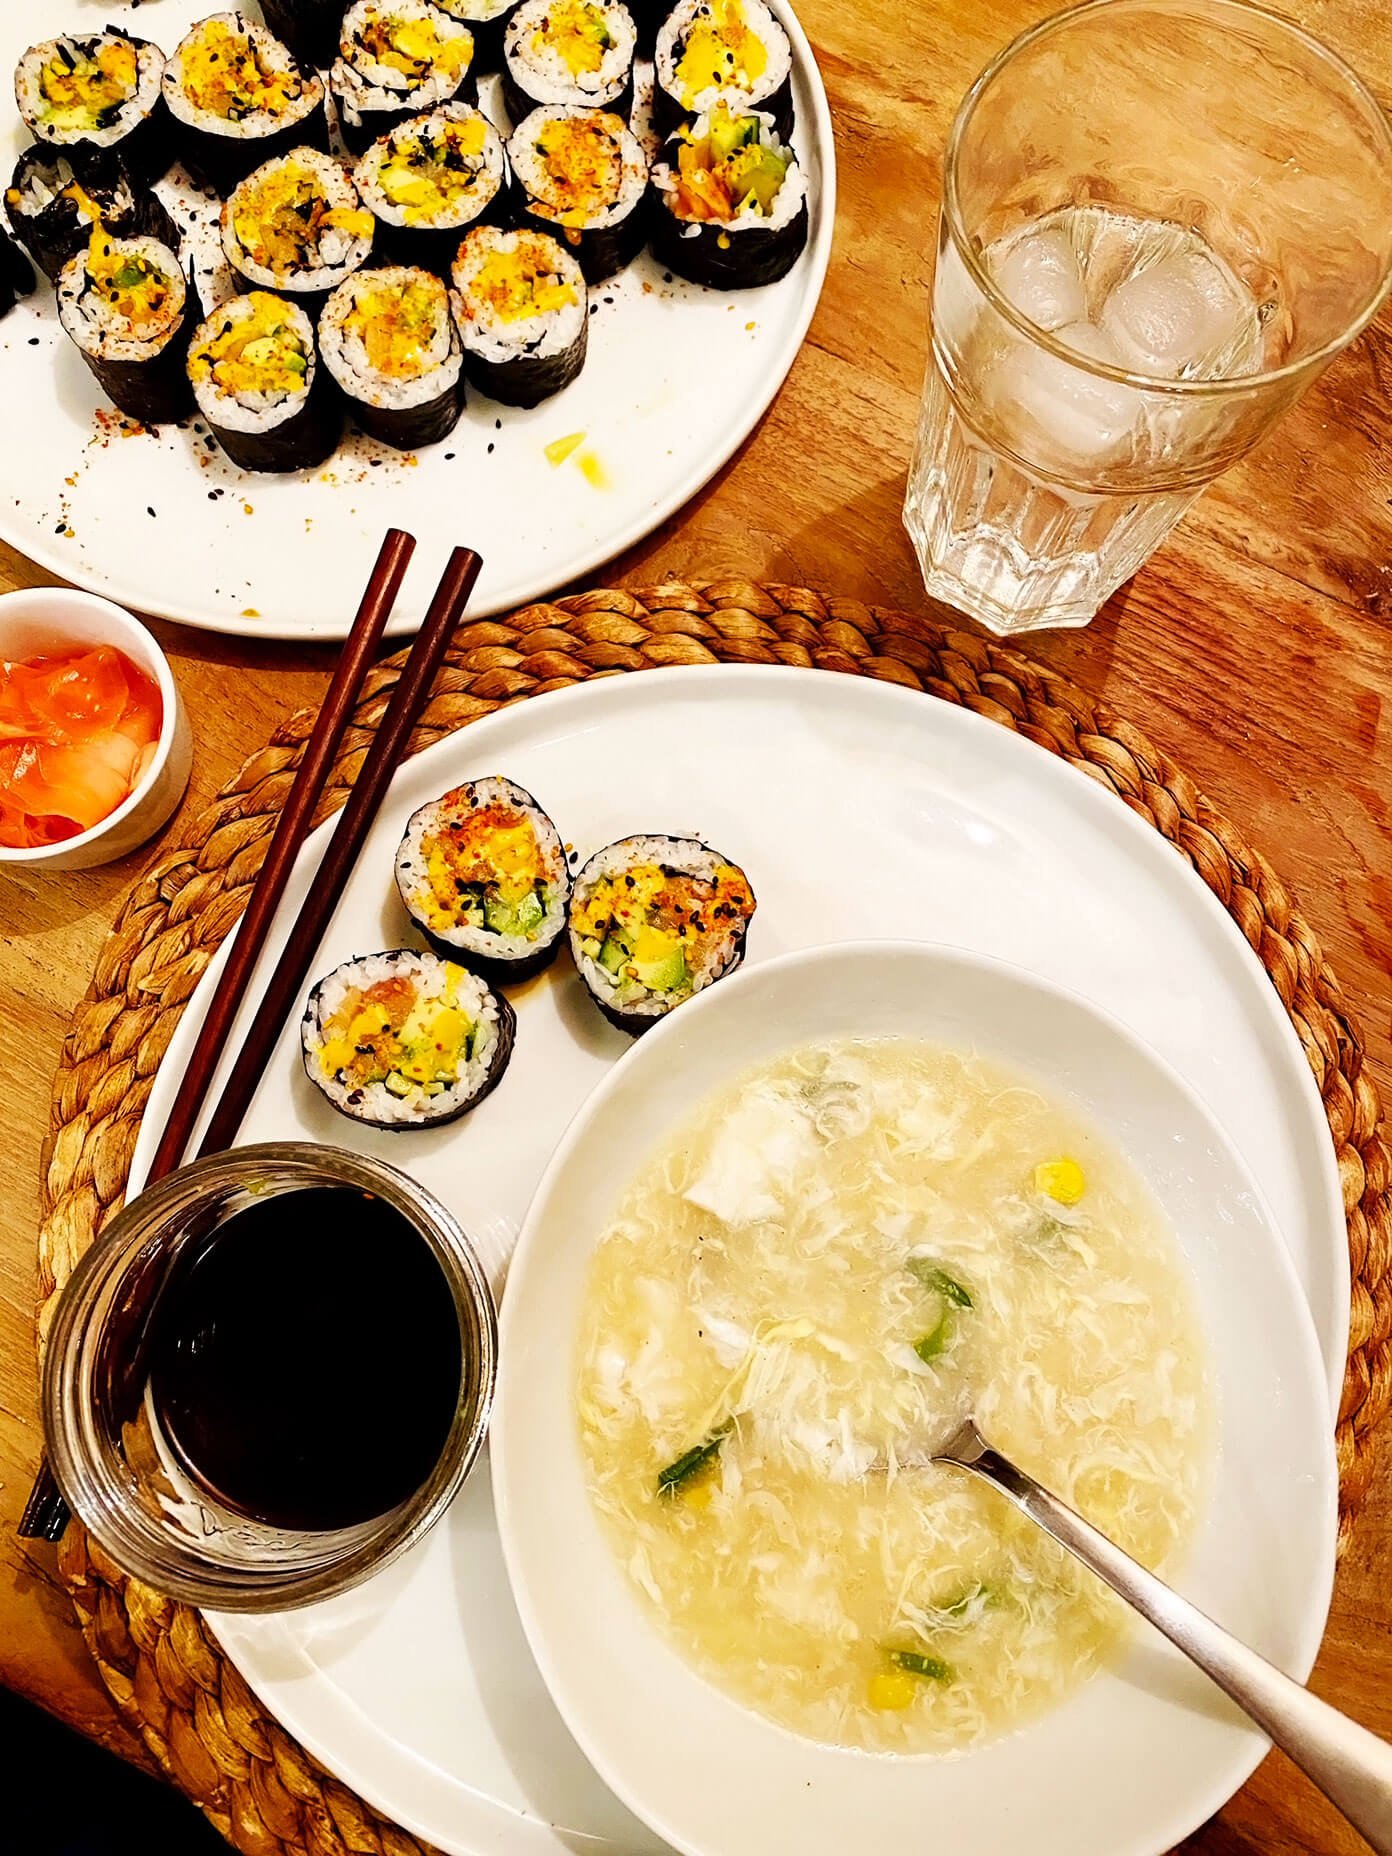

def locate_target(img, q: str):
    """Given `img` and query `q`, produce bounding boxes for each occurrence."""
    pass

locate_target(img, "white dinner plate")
[127,665,1346,1856]
[0,5,834,639]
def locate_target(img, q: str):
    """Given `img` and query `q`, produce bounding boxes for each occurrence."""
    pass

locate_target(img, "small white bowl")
[0,586,192,870]
[493,941,1337,1856]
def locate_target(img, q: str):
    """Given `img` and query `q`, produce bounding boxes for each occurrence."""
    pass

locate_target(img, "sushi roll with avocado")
[5,146,179,285]
[653,0,793,140]
[188,290,343,471]
[14,31,168,185]
[162,14,329,196]
[57,231,194,424]
[433,0,519,72]
[394,777,571,982]
[568,835,756,1035]
[502,0,637,123]
[302,949,516,1128]
[354,104,508,275]
[651,105,807,289]
[257,0,348,70]
[508,108,648,285]
[450,225,587,407]
[331,1,479,156]
[222,148,375,313]
[320,265,465,449]
[6,147,166,287]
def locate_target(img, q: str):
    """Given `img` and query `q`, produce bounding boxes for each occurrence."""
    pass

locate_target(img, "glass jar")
[42,1143,497,1611]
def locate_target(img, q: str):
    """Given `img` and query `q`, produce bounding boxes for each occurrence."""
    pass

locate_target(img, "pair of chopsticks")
[18,534,482,1544]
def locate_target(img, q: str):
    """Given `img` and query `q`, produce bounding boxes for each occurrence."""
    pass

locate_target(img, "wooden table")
[1,0,1389,1844]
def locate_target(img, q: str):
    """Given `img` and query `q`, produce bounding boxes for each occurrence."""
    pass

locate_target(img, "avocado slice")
[636,948,689,993]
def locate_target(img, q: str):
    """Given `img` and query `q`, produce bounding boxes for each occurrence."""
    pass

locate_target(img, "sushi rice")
[302,948,516,1128]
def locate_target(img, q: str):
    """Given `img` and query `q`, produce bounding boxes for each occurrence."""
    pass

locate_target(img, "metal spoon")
[928,1417,1392,1855]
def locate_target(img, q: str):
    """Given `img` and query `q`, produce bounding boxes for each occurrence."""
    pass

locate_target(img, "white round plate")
[493,941,1337,1856]
[127,665,1346,1856]
[0,5,833,639]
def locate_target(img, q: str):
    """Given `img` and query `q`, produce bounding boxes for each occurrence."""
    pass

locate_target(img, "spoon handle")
[943,1426,1392,1854]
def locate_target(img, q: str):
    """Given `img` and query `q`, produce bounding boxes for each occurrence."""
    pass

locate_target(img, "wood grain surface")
[1,0,1390,1845]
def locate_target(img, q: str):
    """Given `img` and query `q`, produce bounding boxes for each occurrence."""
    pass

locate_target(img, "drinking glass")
[903,0,1392,634]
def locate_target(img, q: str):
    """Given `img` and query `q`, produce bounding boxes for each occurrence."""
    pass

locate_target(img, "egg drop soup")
[576,1036,1211,1752]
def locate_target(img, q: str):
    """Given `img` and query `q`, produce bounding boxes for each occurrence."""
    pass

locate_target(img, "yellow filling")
[316,969,476,1091]
[83,229,175,335]
[345,273,445,379]
[675,0,769,107]
[467,240,576,321]
[232,163,374,272]
[355,14,473,83]
[671,107,790,222]
[420,801,549,928]
[36,37,139,131]
[532,113,623,223]
[189,291,310,399]
[378,114,490,222]
[572,859,752,993]
[178,21,307,120]
[535,0,614,77]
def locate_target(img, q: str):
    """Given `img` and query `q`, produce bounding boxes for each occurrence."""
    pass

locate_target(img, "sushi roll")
[508,108,648,285]
[433,0,519,73]
[650,105,807,288]
[302,949,516,1128]
[14,31,168,185]
[222,148,375,314]
[6,146,179,285]
[320,265,465,449]
[57,232,193,424]
[450,225,587,407]
[162,14,329,197]
[393,778,571,982]
[568,835,756,1035]
[354,104,508,275]
[0,227,36,322]
[653,0,793,140]
[502,0,637,123]
[331,1,479,157]
[188,290,343,471]
[257,0,349,71]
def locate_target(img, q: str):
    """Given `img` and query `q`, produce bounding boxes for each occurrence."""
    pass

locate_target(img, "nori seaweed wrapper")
[333,75,480,158]
[650,191,807,288]
[461,310,587,408]
[0,227,37,318]
[207,368,343,472]
[174,93,332,196]
[257,0,349,70]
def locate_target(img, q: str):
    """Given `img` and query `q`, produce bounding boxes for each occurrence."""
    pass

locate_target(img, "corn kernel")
[868,1671,917,1711]
[1034,1157,1085,1206]
[683,1479,714,1512]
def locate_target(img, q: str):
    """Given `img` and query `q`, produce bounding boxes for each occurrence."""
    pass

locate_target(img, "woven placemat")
[34,581,1391,1856]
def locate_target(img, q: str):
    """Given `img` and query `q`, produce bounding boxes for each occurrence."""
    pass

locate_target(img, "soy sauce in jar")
[146,1186,463,1532]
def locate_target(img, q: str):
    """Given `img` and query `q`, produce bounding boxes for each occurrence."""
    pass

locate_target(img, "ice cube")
[992,319,1142,472]
[1099,248,1259,380]
[989,227,1087,333]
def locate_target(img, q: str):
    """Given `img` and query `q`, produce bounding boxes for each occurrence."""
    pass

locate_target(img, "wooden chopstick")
[147,528,416,1182]
[196,544,483,1156]
[18,529,419,1545]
